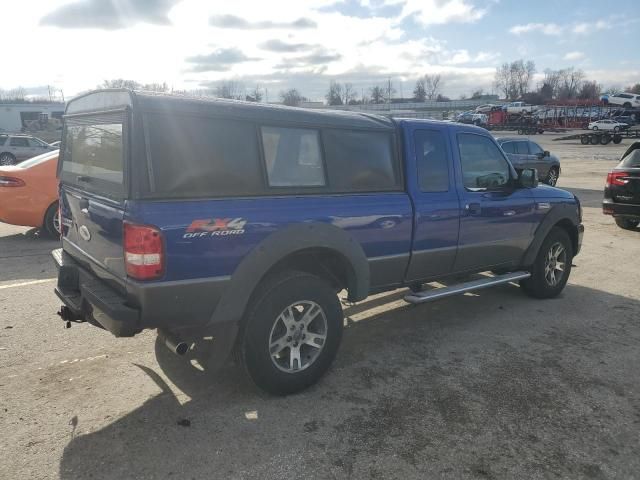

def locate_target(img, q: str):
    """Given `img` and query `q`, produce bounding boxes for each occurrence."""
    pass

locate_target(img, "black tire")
[615,218,639,230]
[613,135,623,144]
[520,227,573,299]
[613,126,620,133]
[592,126,598,131]
[623,102,631,108]
[0,152,16,165]
[241,270,343,395]
[545,167,559,186]
[590,135,600,145]
[600,134,611,145]
[43,202,61,238]
[517,128,524,135]
[580,135,589,145]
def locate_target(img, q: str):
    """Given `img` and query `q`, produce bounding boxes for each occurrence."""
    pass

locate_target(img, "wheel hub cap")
[268,301,328,373]
[544,242,566,286]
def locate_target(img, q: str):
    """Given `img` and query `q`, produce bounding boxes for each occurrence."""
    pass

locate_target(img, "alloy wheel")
[268,301,328,373]
[544,242,566,286]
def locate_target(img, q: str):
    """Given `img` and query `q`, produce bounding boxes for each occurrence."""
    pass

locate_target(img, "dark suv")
[53,90,584,394]
[603,142,640,230]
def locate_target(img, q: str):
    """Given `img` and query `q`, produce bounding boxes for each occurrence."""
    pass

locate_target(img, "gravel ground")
[1,132,639,480]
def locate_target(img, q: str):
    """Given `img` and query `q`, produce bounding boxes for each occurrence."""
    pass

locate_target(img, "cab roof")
[65,89,395,131]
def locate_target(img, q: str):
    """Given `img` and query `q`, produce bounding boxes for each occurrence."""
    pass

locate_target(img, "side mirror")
[544,150,550,157]
[519,168,538,188]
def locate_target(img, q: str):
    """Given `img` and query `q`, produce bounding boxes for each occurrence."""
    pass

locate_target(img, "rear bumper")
[603,200,640,219]
[52,248,231,337]
[53,248,140,337]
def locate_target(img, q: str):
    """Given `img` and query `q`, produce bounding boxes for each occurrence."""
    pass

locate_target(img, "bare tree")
[325,81,343,106]
[424,74,442,100]
[246,85,263,102]
[627,83,640,94]
[557,68,585,99]
[215,81,245,100]
[101,79,141,89]
[343,82,357,105]
[494,63,511,99]
[280,88,305,106]
[578,80,601,100]
[413,78,427,102]
[141,82,169,93]
[369,85,386,104]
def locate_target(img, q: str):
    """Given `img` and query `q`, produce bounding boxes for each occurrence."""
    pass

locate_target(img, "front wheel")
[615,218,639,230]
[613,126,620,132]
[520,227,573,299]
[592,126,598,131]
[0,152,16,165]
[545,167,559,186]
[241,271,343,395]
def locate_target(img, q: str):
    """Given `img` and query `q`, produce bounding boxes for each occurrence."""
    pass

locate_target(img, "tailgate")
[59,114,128,287]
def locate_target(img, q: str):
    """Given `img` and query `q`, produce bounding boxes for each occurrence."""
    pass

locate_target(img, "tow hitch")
[57,306,84,328]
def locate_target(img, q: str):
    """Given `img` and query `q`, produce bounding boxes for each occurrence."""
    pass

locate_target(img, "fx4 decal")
[184,218,247,238]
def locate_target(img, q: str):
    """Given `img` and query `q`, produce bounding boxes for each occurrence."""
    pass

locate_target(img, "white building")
[0,102,65,133]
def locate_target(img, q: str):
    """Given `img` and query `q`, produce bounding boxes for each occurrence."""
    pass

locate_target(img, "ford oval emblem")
[78,225,91,241]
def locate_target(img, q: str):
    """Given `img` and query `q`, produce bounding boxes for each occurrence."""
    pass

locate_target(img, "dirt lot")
[1,132,639,479]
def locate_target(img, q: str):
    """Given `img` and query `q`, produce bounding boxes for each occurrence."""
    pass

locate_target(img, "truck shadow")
[58,283,640,479]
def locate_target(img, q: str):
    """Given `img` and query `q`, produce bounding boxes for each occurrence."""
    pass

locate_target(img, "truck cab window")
[458,134,510,190]
[414,130,449,192]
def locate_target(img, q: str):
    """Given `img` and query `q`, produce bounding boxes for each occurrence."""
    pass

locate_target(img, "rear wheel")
[241,270,343,395]
[613,135,623,144]
[590,135,600,145]
[623,102,632,108]
[613,126,620,133]
[0,152,16,165]
[43,202,61,238]
[545,167,559,186]
[600,134,611,145]
[521,227,573,299]
[592,126,598,131]
[580,135,590,145]
[615,218,639,230]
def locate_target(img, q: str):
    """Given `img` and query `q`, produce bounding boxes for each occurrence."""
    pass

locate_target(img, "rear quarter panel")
[126,193,413,287]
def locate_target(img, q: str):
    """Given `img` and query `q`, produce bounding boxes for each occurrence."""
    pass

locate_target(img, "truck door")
[453,132,535,271]
[405,126,460,281]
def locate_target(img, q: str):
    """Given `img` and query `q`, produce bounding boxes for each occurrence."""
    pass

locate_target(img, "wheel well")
[265,248,355,296]
[43,201,58,226]
[554,219,578,255]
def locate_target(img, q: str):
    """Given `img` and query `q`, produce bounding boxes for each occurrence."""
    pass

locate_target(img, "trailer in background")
[552,127,640,146]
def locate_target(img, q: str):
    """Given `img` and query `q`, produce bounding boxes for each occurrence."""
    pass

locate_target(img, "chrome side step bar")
[404,271,531,305]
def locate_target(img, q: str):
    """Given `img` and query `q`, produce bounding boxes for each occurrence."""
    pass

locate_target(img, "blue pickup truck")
[54,90,583,394]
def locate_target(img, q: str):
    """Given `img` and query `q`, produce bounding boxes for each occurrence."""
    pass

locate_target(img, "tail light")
[606,171,629,187]
[0,176,25,187]
[123,222,164,280]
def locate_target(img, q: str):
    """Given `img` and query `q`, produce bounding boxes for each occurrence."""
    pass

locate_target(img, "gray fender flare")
[202,222,369,365]
[521,203,579,267]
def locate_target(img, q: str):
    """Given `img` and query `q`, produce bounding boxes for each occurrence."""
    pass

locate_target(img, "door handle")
[465,202,481,215]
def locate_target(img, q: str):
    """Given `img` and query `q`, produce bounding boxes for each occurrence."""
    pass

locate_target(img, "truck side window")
[458,134,510,190]
[322,129,397,191]
[414,130,449,192]
[145,114,264,198]
[529,142,543,155]
[261,126,325,187]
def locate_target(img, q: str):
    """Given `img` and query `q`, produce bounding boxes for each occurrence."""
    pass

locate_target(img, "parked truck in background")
[53,90,584,395]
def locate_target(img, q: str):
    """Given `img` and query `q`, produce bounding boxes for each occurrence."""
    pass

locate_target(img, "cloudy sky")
[4,0,639,101]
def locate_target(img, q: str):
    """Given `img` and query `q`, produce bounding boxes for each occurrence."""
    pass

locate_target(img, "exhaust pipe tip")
[159,330,189,356]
